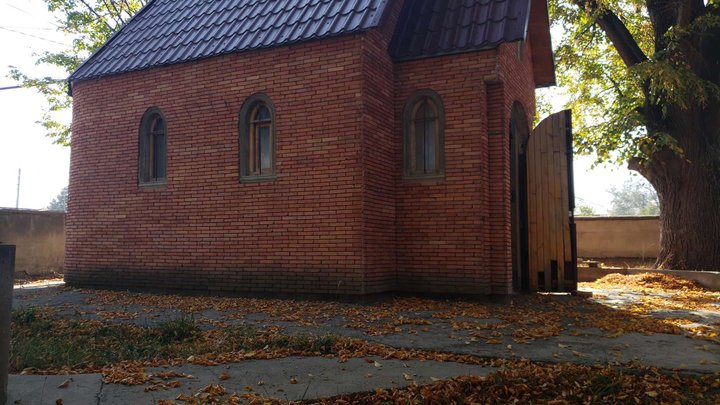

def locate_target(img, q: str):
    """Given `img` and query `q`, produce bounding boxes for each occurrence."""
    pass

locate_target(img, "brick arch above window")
[239,93,276,182]
[138,107,167,187]
[403,90,445,180]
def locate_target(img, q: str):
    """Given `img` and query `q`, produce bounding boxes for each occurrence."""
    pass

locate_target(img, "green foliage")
[9,307,338,372]
[156,316,199,344]
[545,0,720,166]
[576,205,598,216]
[546,0,647,165]
[8,0,147,146]
[46,186,68,211]
[11,306,42,326]
[608,177,659,216]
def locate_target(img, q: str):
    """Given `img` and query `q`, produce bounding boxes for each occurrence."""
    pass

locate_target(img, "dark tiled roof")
[70,0,390,83]
[389,0,531,61]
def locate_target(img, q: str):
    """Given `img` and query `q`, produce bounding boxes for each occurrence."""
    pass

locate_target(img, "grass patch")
[10,307,337,372]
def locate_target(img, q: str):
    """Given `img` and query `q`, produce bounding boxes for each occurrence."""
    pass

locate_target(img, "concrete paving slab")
[7,373,102,405]
[369,328,720,372]
[99,357,493,404]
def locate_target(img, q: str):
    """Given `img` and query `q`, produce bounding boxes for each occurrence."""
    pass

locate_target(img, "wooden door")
[526,110,577,292]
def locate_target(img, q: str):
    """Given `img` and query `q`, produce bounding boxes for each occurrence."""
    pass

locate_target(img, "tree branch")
[101,0,125,26]
[574,0,648,67]
[78,0,114,31]
[111,0,134,22]
[118,0,138,20]
[646,0,676,49]
[628,156,653,181]
[678,0,706,26]
[605,73,625,99]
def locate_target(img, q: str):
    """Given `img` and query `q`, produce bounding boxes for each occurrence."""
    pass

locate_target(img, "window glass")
[259,125,271,172]
[424,119,436,173]
[404,92,444,178]
[414,119,424,173]
[240,95,275,180]
[139,109,166,185]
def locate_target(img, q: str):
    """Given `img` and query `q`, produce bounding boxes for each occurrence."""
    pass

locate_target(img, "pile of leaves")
[580,273,720,341]
[584,273,708,292]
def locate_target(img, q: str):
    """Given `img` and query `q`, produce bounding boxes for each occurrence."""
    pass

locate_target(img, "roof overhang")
[528,0,556,87]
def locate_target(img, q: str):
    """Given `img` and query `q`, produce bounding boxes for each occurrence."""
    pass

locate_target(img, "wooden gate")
[526,110,577,292]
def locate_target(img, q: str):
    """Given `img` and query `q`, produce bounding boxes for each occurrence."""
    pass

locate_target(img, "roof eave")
[390,42,510,63]
[67,0,159,96]
[527,0,556,88]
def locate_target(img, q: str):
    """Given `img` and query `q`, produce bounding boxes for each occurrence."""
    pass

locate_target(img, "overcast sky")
[0,0,635,213]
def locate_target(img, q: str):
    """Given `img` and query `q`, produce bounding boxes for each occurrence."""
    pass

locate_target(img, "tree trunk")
[654,164,720,271]
[575,0,720,271]
[637,111,720,271]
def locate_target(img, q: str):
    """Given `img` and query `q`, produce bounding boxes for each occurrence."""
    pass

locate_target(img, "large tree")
[9,0,147,146]
[551,0,720,270]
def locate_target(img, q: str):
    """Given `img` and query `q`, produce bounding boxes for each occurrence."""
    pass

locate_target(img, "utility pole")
[15,168,20,209]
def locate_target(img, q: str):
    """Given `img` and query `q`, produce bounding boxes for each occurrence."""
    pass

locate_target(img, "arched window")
[139,108,167,185]
[239,94,275,181]
[403,90,444,178]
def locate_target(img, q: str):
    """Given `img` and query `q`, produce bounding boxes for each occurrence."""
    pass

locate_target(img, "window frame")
[403,89,445,180]
[239,93,276,182]
[138,107,167,187]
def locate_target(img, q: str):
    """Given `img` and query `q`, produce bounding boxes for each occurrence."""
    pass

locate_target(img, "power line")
[2,3,33,16]
[0,85,22,91]
[4,26,56,31]
[0,26,68,45]
[1,3,62,29]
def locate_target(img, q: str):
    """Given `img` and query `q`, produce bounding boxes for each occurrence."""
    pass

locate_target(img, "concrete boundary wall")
[576,216,660,259]
[0,209,65,276]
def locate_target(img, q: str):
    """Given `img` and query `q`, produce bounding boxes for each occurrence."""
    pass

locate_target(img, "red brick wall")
[359,34,398,294]
[66,35,370,295]
[393,42,537,295]
[394,51,496,294]
[486,41,538,294]
[357,0,406,294]
[66,22,539,296]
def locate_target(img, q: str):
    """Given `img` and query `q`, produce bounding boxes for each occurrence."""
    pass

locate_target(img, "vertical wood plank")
[526,123,538,291]
[552,114,565,291]
[547,114,562,291]
[543,115,554,291]
[530,122,541,291]
[559,112,572,273]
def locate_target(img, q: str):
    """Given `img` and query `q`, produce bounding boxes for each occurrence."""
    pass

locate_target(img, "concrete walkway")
[7,283,720,403]
[12,284,720,372]
[8,357,493,404]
